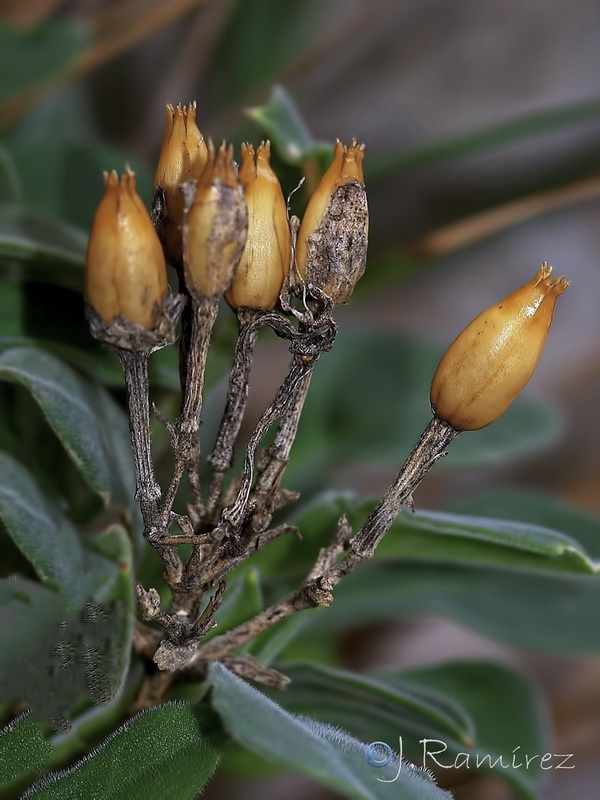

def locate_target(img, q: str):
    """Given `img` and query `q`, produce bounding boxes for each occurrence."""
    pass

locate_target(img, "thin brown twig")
[410,173,600,259]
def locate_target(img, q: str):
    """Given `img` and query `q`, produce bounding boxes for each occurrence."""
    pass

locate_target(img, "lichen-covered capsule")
[183,143,247,297]
[430,264,569,431]
[225,141,291,311]
[85,168,168,329]
[296,139,368,303]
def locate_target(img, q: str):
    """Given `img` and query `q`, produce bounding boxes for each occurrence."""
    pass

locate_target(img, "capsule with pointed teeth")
[430,264,569,430]
[85,168,168,330]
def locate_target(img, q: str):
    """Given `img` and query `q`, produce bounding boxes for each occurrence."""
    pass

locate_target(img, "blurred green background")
[1,1,599,798]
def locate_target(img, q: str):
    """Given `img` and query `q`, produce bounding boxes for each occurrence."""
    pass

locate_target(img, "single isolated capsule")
[296,139,368,303]
[430,264,569,431]
[85,168,168,329]
[183,143,247,297]
[154,102,209,264]
[225,141,291,311]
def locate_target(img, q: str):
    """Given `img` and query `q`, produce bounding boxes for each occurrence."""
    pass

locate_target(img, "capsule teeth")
[103,170,119,188]
[550,275,570,295]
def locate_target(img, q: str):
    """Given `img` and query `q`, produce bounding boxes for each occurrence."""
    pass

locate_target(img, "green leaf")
[276,494,600,654]
[0,577,112,725]
[0,347,136,520]
[0,282,179,392]
[208,662,452,799]
[286,326,562,492]
[24,702,223,800]
[0,712,52,786]
[312,559,600,654]
[376,508,597,574]
[247,85,330,165]
[0,452,86,604]
[46,661,144,773]
[0,526,134,722]
[367,94,600,180]
[0,22,85,107]
[269,661,474,756]
[262,492,597,604]
[83,525,135,704]
[392,661,549,800]
[449,488,600,560]
[0,208,86,292]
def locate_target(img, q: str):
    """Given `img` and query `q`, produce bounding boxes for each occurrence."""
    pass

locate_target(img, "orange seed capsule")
[85,168,168,329]
[225,141,291,311]
[154,102,209,264]
[296,139,368,303]
[183,143,247,297]
[430,264,569,431]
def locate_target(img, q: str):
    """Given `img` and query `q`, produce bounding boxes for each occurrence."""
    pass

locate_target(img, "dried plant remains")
[83,105,568,710]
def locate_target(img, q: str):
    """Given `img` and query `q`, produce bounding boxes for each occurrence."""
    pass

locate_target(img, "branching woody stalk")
[252,370,312,506]
[206,309,262,518]
[187,262,570,664]
[159,294,219,524]
[85,104,569,716]
[220,314,337,535]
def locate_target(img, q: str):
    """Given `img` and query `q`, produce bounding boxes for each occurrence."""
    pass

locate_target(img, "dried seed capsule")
[296,139,368,303]
[85,168,169,330]
[430,264,569,431]
[183,143,247,297]
[225,141,291,311]
[154,102,209,264]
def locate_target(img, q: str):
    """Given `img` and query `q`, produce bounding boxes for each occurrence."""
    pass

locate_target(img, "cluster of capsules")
[84,101,368,337]
[84,101,569,433]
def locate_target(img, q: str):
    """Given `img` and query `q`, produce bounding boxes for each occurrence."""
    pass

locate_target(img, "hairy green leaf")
[24,703,223,800]
[269,661,474,754]
[0,712,52,786]
[208,663,452,799]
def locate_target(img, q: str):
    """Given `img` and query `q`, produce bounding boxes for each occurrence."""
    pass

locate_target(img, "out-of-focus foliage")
[0,3,598,799]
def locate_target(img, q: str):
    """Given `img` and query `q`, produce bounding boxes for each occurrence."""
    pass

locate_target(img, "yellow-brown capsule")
[154,102,209,264]
[85,168,168,329]
[225,141,291,311]
[183,143,247,297]
[430,264,569,431]
[295,139,368,303]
